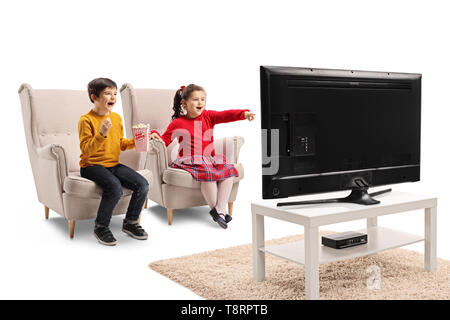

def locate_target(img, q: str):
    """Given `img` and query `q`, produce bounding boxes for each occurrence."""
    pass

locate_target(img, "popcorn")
[132,123,150,152]
[132,123,150,129]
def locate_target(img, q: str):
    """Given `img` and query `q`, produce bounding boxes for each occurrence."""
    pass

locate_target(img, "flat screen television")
[260,66,421,206]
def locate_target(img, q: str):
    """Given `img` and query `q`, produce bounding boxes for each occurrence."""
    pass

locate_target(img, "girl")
[150,84,255,229]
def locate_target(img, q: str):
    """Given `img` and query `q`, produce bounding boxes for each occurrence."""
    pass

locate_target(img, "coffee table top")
[251,190,437,226]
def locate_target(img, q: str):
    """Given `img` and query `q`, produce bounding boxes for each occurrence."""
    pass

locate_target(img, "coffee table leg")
[367,217,377,228]
[252,211,265,281]
[425,206,437,272]
[366,217,378,256]
[305,226,320,300]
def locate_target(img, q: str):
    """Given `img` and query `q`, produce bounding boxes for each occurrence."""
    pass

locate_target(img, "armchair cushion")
[64,169,151,198]
[162,163,244,189]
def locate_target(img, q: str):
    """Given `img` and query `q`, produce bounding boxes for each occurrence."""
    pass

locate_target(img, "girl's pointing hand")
[244,111,256,121]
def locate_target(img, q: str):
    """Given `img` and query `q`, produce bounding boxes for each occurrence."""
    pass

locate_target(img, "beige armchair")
[120,83,245,225]
[19,84,151,238]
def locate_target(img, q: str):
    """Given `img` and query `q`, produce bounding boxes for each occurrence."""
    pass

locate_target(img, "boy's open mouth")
[108,102,115,106]
[196,107,203,111]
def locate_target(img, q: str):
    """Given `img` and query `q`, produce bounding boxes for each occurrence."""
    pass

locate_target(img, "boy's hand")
[149,132,162,141]
[99,118,112,137]
[244,111,256,121]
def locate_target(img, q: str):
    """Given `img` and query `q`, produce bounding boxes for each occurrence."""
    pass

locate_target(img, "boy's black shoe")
[122,221,148,240]
[94,225,117,246]
[225,214,232,223]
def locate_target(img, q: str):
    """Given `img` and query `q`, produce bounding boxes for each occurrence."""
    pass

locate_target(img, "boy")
[78,78,149,246]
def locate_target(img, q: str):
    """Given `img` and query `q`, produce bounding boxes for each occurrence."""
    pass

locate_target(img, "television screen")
[260,66,421,204]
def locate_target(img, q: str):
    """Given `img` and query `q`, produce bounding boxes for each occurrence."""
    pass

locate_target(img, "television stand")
[277,187,392,207]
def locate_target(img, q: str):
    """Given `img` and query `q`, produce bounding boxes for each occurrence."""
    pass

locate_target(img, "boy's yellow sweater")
[78,110,135,168]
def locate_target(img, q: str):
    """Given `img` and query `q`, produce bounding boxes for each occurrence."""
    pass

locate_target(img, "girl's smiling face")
[182,90,206,119]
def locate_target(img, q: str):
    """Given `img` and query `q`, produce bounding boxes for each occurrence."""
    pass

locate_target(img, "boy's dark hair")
[87,78,117,103]
[172,84,205,120]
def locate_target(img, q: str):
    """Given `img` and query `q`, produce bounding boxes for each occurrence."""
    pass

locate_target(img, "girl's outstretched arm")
[207,109,250,125]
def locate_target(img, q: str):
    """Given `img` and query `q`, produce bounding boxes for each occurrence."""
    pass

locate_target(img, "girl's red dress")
[152,109,249,182]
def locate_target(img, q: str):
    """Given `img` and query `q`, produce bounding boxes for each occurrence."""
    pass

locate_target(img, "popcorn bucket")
[132,124,150,152]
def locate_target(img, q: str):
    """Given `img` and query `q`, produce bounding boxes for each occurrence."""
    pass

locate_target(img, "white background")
[0,0,448,299]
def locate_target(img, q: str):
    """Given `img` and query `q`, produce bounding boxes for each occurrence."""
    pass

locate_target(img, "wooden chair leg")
[45,206,49,219]
[69,220,75,239]
[144,199,148,209]
[138,214,141,225]
[167,208,173,225]
[228,202,234,216]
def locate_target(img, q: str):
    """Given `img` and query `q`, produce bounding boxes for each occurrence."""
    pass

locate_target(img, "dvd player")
[321,231,368,249]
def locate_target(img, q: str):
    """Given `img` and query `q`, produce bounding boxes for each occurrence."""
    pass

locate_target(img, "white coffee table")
[251,190,437,300]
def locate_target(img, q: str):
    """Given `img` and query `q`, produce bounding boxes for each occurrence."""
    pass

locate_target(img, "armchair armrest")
[143,139,169,206]
[214,136,245,163]
[36,143,68,188]
[147,139,169,175]
[36,144,69,196]
[119,149,146,171]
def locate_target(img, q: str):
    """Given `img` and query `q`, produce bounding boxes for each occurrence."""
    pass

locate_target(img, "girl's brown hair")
[172,84,205,120]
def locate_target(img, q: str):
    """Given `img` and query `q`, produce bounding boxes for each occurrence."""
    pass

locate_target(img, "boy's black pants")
[80,163,149,227]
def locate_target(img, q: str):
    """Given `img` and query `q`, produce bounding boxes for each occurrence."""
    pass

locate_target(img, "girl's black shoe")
[209,208,228,229]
